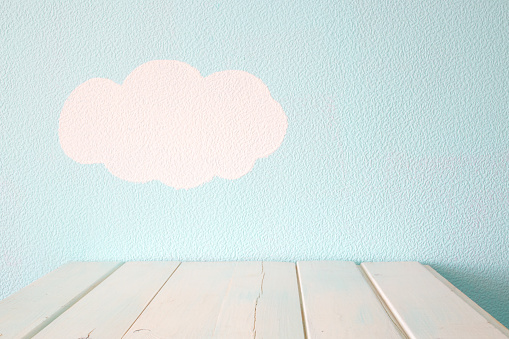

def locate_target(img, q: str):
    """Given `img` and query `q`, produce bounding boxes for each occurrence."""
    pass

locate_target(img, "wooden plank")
[122,261,245,338]
[32,261,180,339]
[0,261,122,338]
[424,265,509,337]
[361,262,509,339]
[212,262,305,339]
[123,261,305,339]
[297,261,403,339]
[253,262,305,339]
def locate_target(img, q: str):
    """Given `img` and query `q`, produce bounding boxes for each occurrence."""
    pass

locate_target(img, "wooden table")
[0,261,508,338]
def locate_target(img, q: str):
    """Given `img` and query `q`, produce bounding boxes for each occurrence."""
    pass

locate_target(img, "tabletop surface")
[0,261,508,339]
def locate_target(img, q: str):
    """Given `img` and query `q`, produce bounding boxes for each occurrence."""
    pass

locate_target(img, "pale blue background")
[1,0,509,326]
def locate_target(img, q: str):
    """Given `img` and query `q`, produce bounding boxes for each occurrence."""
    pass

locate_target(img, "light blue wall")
[1,0,508,326]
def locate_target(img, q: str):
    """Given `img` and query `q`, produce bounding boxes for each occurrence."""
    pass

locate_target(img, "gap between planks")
[361,262,509,339]
[357,264,409,339]
[12,261,507,339]
[297,260,408,339]
[26,262,125,338]
[120,262,182,338]
[295,263,309,339]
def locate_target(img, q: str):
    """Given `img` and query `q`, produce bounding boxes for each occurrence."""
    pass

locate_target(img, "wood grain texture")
[0,261,122,338]
[32,261,180,339]
[297,261,403,339]
[424,265,509,338]
[256,262,305,339]
[361,262,509,339]
[227,262,304,339]
[123,261,304,339]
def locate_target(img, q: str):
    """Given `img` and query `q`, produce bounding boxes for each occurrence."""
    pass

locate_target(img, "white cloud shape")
[59,60,287,189]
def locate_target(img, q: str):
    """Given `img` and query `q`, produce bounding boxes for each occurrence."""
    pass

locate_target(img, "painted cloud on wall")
[59,60,287,189]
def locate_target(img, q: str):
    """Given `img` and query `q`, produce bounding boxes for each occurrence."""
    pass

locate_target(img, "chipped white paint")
[122,261,247,338]
[32,261,180,339]
[1,261,507,338]
[123,261,304,339]
[0,262,122,338]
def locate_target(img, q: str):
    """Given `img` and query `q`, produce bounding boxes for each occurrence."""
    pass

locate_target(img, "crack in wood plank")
[25,262,125,338]
[252,261,265,339]
[78,328,94,339]
[121,263,182,339]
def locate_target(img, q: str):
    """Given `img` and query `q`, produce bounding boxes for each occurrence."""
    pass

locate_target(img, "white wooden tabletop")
[0,261,508,339]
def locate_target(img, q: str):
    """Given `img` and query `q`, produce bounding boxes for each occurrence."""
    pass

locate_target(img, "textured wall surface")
[1,0,508,327]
